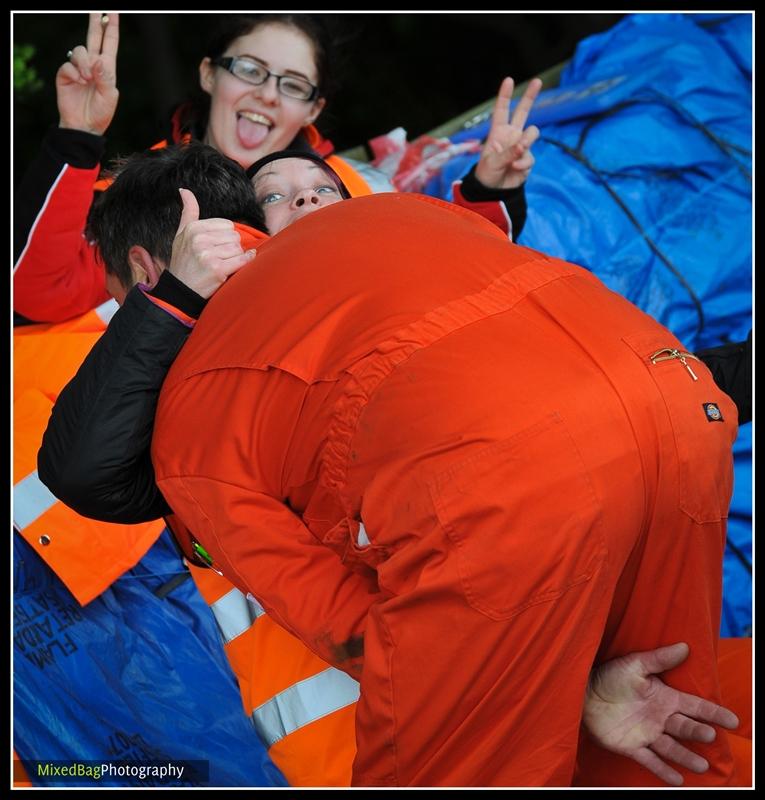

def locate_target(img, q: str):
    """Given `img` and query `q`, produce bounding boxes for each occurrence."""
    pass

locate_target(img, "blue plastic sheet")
[13,529,288,787]
[426,13,752,636]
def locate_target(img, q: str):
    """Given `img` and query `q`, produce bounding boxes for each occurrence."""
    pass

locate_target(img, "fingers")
[177,188,201,233]
[101,13,120,62]
[67,44,93,80]
[665,712,716,743]
[632,642,690,676]
[221,247,257,278]
[487,76,541,168]
[632,747,683,787]
[92,55,117,90]
[169,216,253,298]
[60,42,117,94]
[509,127,539,171]
[490,76,515,131]
[174,201,245,264]
[509,77,543,130]
[651,733,709,774]
[85,12,105,54]
[484,123,537,164]
[208,239,250,260]
[57,61,88,87]
[676,691,740,730]
[511,150,535,173]
[519,124,540,150]
[197,236,255,272]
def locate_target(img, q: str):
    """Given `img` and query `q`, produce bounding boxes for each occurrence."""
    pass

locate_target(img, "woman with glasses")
[15,14,359,324]
[15,13,539,325]
[184,14,373,197]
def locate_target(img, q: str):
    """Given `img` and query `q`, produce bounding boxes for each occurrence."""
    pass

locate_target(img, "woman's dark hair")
[246,149,352,199]
[178,14,338,142]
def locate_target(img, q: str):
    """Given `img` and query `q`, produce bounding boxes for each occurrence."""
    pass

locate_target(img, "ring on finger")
[66,49,74,60]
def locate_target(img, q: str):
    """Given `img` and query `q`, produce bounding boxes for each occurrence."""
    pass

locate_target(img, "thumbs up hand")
[169,188,257,300]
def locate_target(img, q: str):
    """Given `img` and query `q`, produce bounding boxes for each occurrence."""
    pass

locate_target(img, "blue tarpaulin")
[13,529,287,787]
[426,13,752,636]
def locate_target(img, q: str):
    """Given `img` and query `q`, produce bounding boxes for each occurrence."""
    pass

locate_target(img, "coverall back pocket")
[429,413,605,621]
[621,332,737,525]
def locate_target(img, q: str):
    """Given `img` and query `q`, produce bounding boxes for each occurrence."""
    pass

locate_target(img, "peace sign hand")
[57,13,120,136]
[475,76,542,191]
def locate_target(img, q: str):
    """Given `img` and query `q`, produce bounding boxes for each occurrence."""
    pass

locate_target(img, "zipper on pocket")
[650,347,700,381]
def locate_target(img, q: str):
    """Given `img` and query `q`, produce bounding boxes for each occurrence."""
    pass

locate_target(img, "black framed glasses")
[211,56,319,102]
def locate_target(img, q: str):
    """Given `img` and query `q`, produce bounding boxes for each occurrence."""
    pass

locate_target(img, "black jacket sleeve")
[459,165,528,240]
[696,331,752,425]
[38,272,203,523]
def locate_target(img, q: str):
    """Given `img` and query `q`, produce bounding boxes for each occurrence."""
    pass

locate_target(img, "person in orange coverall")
[142,182,740,786]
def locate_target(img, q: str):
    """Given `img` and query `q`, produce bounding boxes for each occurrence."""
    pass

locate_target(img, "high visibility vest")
[187,563,359,787]
[14,300,360,784]
[13,300,166,606]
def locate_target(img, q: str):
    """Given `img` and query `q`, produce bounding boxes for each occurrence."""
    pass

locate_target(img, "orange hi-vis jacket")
[13,300,165,604]
[21,220,359,784]
[153,193,739,786]
[185,561,358,786]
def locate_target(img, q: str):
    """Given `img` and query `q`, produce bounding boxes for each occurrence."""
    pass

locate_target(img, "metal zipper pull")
[650,347,678,364]
[650,347,700,381]
[678,352,698,381]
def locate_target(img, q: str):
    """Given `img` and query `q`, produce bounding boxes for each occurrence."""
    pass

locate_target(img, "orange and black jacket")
[14,127,111,325]
[37,271,194,522]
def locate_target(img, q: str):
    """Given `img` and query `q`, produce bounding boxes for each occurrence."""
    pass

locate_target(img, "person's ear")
[127,245,163,289]
[304,96,326,127]
[199,56,215,96]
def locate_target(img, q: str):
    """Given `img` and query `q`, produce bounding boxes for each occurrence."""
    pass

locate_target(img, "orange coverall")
[153,193,739,786]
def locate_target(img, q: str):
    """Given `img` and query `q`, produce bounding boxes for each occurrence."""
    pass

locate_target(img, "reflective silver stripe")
[209,587,266,644]
[357,521,370,547]
[252,667,360,747]
[13,471,59,530]
[94,298,119,325]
